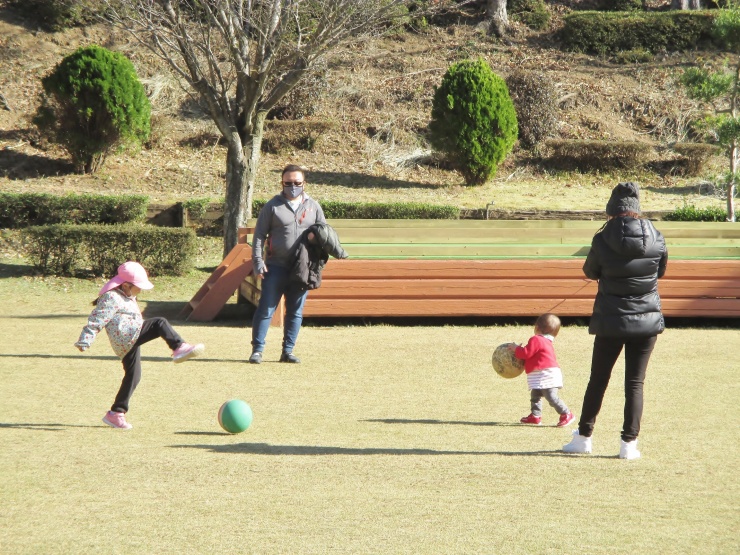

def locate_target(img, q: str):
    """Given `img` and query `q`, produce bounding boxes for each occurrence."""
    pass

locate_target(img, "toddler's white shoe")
[563,429,592,454]
[619,439,641,460]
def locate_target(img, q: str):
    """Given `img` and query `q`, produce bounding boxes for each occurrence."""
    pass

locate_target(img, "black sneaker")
[279,352,300,363]
[248,352,263,364]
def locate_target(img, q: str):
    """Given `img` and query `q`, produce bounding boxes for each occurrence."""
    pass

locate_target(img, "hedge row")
[23,224,196,277]
[560,11,716,55]
[543,140,654,171]
[0,193,148,228]
[663,205,729,222]
[251,199,460,219]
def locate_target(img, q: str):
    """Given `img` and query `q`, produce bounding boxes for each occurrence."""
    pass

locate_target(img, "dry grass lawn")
[1,261,738,554]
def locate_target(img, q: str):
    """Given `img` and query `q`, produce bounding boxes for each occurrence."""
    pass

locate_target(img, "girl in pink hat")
[75,261,204,429]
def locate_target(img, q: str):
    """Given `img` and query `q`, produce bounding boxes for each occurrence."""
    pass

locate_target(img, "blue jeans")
[251,264,308,354]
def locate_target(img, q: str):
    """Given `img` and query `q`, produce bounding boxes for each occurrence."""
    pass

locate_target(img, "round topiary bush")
[428,58,518,185]
[34,45,151,174]
[505,69,558,149]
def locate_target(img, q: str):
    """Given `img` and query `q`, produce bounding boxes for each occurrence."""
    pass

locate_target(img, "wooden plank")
[311,278,598,299]
[323,259,589,278]
[341,244,593,257]
[301,297,740,318]
[662,260,740,278]
[302,298,597,317]
[311,278,739,299]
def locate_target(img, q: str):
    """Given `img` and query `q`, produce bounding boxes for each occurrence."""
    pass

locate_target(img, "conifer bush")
[428,59,518,185]
[34,45,151,174]
[505,70,558,149]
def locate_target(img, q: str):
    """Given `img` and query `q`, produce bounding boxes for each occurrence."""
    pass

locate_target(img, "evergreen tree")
[429,58,518,185]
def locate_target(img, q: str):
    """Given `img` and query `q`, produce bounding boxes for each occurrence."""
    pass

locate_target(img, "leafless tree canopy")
[103,0,434,253]
[106,0,409,141]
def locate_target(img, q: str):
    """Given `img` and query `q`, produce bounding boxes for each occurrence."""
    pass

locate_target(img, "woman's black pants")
[578,335,657,442]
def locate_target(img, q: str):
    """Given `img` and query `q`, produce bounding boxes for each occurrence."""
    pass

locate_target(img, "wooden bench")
[232,219,740,321]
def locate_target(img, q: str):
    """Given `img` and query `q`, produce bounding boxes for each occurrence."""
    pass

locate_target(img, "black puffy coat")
[583,217,668,338]
[290,223,349,291]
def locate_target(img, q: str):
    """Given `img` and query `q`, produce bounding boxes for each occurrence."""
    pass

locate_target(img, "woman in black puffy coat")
[563,182,667,460]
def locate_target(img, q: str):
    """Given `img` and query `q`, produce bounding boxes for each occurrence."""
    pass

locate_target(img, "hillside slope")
[0,5,726,212]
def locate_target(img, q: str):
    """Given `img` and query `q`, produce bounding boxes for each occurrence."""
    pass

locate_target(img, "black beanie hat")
[606,182,641,216]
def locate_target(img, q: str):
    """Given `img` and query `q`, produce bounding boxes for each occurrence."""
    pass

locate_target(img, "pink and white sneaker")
[172,342,205,363]
[103,411,133,429]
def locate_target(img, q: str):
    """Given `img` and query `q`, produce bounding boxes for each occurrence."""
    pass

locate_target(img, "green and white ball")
[218,399,253,434]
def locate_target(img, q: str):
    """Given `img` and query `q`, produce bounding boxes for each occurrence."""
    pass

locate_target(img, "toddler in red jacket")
[509,313,575,427]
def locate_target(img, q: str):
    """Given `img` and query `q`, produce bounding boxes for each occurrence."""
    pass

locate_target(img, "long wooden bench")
[232,220,740,321]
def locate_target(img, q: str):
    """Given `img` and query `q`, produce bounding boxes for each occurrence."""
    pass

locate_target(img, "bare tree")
[486,0,508,38]
[103,0,432,255]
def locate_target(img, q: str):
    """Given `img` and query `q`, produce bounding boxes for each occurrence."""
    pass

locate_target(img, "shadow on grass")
[143,300,251,325]
[363,418,523,428]
[0,353,237,363]
[2,314,87,319]
[0,422,107,431]
[0,149,76,179]
[170,442,610,457]
[0,262,37,278]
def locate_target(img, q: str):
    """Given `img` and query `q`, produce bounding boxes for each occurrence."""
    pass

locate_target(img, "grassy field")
[1,250,738,554]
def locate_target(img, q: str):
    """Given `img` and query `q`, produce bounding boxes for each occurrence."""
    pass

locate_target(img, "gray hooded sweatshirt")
[252,192,326,274]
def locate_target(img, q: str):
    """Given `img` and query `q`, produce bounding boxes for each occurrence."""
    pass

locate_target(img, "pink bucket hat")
[99,261,154,296]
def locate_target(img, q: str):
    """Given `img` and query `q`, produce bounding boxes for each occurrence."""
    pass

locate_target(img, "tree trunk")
[486,0,508,38]
[670,0,702,9]
[222,111,267,257]
[223,139,248,257]
[728,141,737,223]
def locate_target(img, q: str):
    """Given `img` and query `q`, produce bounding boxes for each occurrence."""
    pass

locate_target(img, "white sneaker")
[619,439,641,460]
[563,429,592,454]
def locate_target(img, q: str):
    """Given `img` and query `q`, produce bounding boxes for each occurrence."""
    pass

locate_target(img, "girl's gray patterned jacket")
[252,193,326,274]
[75,289,143,358]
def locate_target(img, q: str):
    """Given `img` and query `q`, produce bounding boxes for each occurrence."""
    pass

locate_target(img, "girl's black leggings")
[111,317,183,413]
[577,335,658,442]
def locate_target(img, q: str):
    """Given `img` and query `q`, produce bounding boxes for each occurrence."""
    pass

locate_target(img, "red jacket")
[513,335,559,374]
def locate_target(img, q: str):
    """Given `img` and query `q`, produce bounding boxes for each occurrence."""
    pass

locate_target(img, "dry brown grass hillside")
[0,3,729,213]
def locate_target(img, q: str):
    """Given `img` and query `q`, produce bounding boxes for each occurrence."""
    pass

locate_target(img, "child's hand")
[508,344,517,352]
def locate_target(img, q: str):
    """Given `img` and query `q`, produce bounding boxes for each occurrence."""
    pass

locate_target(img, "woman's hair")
[596,210,644,235]
[92,284,122,305]
[535,313,561,336]
[615,211,641,219]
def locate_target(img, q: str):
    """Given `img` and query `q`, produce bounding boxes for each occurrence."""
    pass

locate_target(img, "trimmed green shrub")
[510,0,551,31]
[505,70,558,149]
[6,0,97,32]
[663,205,728,221]
[599,0,642,11]
[544,140,653,171]
[23,224,196,277]
[429,58,518,185]
[0,193,148,228]
[671,143,720,176]
[560,11,716,55]
[251,199,460,220]
[614,48,654,64]
[34,45,151,174]
[317,201,459,219]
